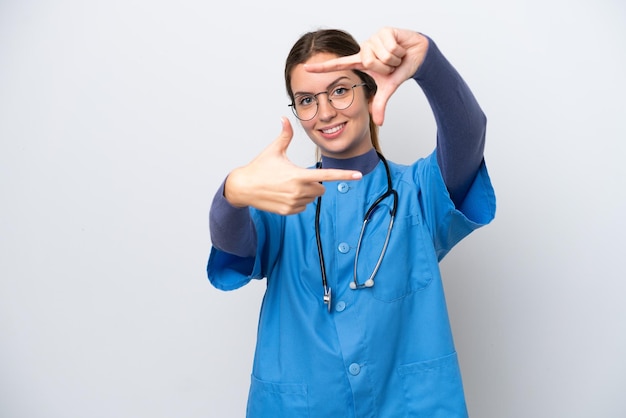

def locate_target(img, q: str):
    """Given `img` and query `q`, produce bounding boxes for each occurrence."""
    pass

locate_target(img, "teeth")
[322,124,343,134]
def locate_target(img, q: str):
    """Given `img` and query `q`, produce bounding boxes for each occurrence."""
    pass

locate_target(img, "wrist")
[223,170,248,208]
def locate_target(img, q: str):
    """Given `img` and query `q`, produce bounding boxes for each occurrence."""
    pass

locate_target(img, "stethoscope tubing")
[315,152,398,311]
[351,191,397,289]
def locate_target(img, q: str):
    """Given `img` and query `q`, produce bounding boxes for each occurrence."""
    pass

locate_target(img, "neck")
[320,148,380,175]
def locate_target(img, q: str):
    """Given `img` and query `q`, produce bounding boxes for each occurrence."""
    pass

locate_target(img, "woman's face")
[290,52,373,159]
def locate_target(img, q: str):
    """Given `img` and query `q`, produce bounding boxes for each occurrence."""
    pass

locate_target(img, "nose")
[316,94,337,121]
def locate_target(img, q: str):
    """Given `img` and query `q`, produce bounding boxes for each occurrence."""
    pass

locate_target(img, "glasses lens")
[329,85,355,110]
[293,95,317,121]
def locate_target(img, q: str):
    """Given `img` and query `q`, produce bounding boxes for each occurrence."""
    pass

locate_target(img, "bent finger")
[360,45,397,75]
[366,36,404,68]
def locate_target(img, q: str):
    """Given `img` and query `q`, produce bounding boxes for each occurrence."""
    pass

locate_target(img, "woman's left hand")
[304,27,429,126]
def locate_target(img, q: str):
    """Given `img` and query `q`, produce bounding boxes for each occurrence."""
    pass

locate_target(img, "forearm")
[209,180,257,258]
[413,36,486,207]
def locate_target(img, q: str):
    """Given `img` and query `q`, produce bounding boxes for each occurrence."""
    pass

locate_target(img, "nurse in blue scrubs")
[208,27,496,417]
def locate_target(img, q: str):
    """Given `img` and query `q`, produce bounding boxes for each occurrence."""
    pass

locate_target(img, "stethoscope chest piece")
[350,278,375,289]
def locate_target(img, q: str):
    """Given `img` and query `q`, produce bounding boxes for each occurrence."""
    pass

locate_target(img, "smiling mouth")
[321,123,345,135]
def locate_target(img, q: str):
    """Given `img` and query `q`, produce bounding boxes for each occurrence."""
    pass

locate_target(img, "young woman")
[207,27,496,417]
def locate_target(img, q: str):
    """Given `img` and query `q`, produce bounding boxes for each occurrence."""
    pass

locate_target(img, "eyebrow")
[293,76,354,96]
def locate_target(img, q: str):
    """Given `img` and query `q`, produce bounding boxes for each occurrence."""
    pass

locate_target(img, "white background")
[1,1,625,417]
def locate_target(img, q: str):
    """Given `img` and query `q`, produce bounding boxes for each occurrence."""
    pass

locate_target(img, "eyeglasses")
[289,83,367,121]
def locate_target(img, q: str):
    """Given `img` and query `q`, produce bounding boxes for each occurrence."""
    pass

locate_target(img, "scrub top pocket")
[397,352,468,418]
[362,213,435,302]
[246,375,309,418]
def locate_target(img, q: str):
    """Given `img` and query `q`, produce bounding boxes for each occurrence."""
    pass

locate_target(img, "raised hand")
[224,117,363,215]
[304,27,429,126]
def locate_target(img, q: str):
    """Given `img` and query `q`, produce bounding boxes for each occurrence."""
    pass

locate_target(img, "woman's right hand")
[224,117,362,215]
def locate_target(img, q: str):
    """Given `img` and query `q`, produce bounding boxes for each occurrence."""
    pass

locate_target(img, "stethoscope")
[315,152,398,312]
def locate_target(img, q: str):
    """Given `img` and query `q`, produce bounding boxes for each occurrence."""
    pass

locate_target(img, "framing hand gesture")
[304,28,429,126]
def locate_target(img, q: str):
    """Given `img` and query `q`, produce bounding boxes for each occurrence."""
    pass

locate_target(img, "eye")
[331,86,349,97]
[296,95,315,107]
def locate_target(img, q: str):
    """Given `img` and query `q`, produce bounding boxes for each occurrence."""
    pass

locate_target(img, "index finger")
[303,54,363,73]
[300,167,363,182]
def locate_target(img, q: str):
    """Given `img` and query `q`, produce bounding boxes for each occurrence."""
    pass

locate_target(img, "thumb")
[270,116,294,155]
[370,86,392,126]
[370,78,403,126]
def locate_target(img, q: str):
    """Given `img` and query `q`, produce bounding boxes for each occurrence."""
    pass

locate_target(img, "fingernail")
[352,172,362,179]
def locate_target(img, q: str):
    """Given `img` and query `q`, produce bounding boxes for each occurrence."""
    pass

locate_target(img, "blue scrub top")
[208,151,496,417]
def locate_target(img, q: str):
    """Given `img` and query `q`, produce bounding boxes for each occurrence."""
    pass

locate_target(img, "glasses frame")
[289,83,367,121]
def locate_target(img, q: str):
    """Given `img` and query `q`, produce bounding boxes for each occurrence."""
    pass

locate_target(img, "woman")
[208,27,495,417]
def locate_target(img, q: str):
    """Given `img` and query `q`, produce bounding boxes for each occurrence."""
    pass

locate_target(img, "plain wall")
[1,0,625,417]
